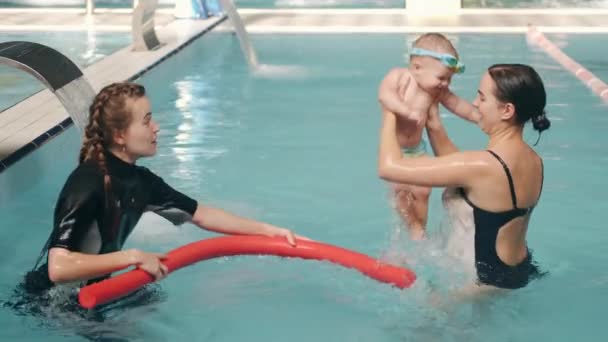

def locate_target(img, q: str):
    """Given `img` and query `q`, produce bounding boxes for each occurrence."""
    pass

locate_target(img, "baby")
[378,33,466,239]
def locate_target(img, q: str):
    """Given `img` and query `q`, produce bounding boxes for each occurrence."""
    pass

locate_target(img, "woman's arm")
[191,204,300,246]
[378,68,413,117]
[48,247,168,283]
[142,168,304,246]
[378,109,490,187]
[425,102,459,156]
[440,89,479,123]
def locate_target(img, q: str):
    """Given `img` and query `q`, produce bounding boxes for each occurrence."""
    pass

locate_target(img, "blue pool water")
[0,32,606,341]
[0,31,130,111]
[547,33,608,82]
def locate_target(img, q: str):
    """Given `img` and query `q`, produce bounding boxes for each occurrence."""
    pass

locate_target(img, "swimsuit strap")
[487,150,518,209]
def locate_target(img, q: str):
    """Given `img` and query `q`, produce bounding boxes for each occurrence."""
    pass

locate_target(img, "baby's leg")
[391,136,430,239]
[393,184,431,240]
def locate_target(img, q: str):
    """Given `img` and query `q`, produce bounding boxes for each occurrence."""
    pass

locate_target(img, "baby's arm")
[378,68,416,119]
[440,89,479,123]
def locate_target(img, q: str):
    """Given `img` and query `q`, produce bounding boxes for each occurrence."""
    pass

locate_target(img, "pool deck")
[222,8,608,33]
[0,8,176,31]
[2,7,608,172]
[0,9,226,172]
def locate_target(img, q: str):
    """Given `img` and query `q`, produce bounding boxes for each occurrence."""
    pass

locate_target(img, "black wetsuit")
[24,151,198,293]
[459,150,545,289]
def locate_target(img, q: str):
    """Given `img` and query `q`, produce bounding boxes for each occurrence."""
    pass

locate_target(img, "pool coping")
[218,8,608,33]
[0,15,227,174]
[0,8,176,32]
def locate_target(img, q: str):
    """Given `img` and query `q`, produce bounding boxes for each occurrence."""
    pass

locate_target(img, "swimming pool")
[0,31,606,341]
[0,0,404,9]
[547,33,608,82]
[0,31,130,111]
[3,0,607,8]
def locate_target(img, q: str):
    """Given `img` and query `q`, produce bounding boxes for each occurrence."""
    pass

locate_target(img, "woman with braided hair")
[25,82,304,295]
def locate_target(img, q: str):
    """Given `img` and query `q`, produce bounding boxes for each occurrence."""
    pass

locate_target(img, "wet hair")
[487,64,551,144]
[79,82,146,210]
[412,32,459,59]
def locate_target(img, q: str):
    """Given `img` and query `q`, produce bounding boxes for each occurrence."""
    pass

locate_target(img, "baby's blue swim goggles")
[410,47,465,74]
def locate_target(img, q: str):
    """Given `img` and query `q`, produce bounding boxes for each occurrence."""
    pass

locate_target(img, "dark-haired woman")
[378,64,550,290]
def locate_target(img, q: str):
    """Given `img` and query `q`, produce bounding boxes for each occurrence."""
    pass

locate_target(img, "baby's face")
[414,57,455,95]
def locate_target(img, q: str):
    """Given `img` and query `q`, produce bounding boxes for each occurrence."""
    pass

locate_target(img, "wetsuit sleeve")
[50,166,103,251]
[143,168,198,225]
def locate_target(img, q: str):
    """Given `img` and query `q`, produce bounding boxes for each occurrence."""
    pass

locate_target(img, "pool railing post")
[86,0,94,15]
[133,0,162,51]
[0,41,96,136]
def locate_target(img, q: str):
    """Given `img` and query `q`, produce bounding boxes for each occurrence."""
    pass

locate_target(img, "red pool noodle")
[78,236,416,309]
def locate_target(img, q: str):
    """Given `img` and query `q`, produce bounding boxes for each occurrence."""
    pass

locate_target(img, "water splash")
[252,63,310,79]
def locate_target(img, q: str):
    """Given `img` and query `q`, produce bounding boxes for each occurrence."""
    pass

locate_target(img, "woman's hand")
[263,224,312,247]
[191,205,312,247]
[130,249,169,281]
[424,101,460,156]
[396,70,411,101]
[378,68,413,119]
[426,101,443,131]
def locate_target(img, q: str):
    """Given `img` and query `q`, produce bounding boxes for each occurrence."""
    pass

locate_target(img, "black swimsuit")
[24,151,198,293]
[460,150,544,289]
